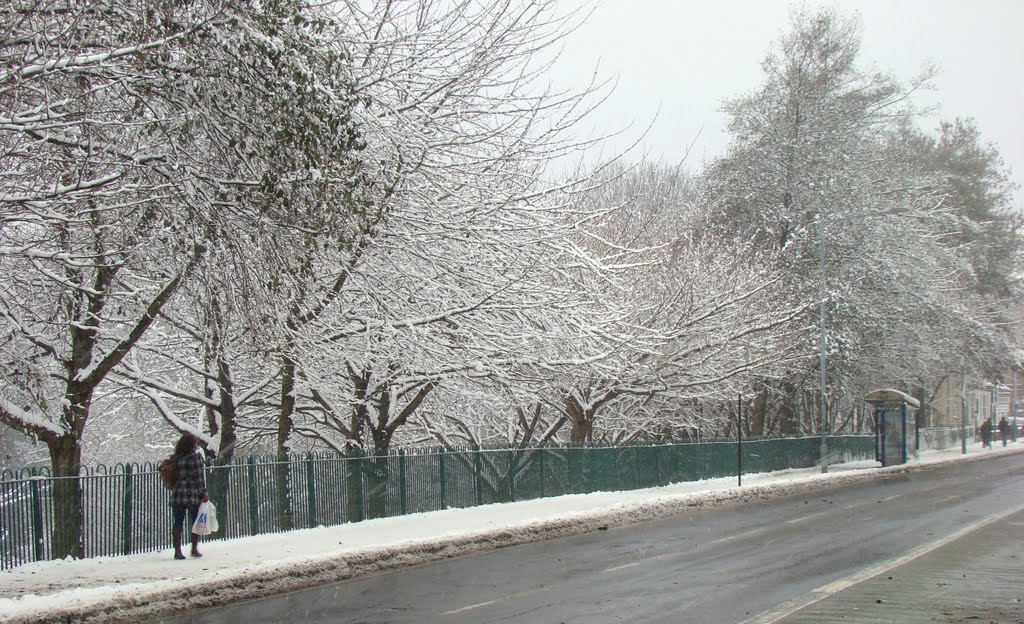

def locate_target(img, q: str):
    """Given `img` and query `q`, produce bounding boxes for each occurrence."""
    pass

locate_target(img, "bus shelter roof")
[864,388,920,408]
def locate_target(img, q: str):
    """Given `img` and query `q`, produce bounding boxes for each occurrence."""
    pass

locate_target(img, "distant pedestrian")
[998,417,1009,447]
[980,418,993,449]
[169,433,208,560]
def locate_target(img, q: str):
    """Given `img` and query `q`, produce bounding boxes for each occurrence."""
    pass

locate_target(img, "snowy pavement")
[2,441,1022,624]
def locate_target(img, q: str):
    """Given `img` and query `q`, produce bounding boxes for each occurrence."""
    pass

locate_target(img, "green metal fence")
[0,435,873,569]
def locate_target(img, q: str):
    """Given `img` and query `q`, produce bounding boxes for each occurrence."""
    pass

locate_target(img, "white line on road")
[440,585,554,616]
[739,503,1024,624]
[603,560,644,573]
[442,600,497,615]
[708,526,772,546]
[784,510,830,525]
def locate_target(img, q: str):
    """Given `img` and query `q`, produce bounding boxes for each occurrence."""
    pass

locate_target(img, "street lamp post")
[818,212,828,473]
[960,364,967,455]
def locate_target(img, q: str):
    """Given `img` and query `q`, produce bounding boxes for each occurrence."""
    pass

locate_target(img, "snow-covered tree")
[885,119,1023,408]
[102,0,378,528]
[905,119,1021,300]
[704,7,945,435]
[555,162,809,442]
[704,7,1023,442]
[103,0,615,523]
[0,0,369,556]
[0,0,214,559]
[273,1,613,449]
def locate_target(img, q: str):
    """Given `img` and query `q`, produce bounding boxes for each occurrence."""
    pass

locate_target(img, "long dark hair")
[174,433,197,458]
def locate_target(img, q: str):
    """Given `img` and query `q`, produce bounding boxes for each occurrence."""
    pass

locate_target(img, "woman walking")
[170,433,208,559]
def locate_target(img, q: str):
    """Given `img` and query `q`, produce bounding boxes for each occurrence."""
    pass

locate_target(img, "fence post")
[539,447,545,498]
[398,449,407,516]
[305,454,317,529]
[587,445,596,493]
[474,448,482,506]
[355,451,365,521]
[29,476,43,562]
[508,450,515,502]
[121,465,133,555]
[247,457,260,536]
[438,451,447,510]
[634,446,642,489]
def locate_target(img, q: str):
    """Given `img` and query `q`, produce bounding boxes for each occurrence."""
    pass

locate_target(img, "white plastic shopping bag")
[192,501,218,535]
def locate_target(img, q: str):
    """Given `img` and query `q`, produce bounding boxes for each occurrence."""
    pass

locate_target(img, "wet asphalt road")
[765,503,1024,624]
[154,453,1024,623]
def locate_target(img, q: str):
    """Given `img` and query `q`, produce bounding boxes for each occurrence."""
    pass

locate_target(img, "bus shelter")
[865,389,920,467]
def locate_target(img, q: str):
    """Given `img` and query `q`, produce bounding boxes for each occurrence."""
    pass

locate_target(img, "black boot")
[173,529,185,560]
[190,533,202,558]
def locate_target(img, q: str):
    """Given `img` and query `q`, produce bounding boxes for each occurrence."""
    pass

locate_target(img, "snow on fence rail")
[0,435,875,569]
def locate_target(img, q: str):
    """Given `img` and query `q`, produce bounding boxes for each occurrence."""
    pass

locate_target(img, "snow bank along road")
[2,443,1020,624]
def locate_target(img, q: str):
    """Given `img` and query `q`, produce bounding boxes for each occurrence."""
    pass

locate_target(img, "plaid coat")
[170,450,207,508]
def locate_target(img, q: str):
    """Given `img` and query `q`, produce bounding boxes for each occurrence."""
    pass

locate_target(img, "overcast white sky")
[550,0,1024,200]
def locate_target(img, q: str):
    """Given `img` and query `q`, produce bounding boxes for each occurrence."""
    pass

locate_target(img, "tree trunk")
[364,452,389,519]
[343,377,368,524]
[777,382,801,435]
[275,355,296,531]
[345,448,364,523]
[48,434,84,560]
[48,376,93,560]
[566,396,595,444]
[363,416,393,519]
[207,356,238,511]
[751,385,768,437]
